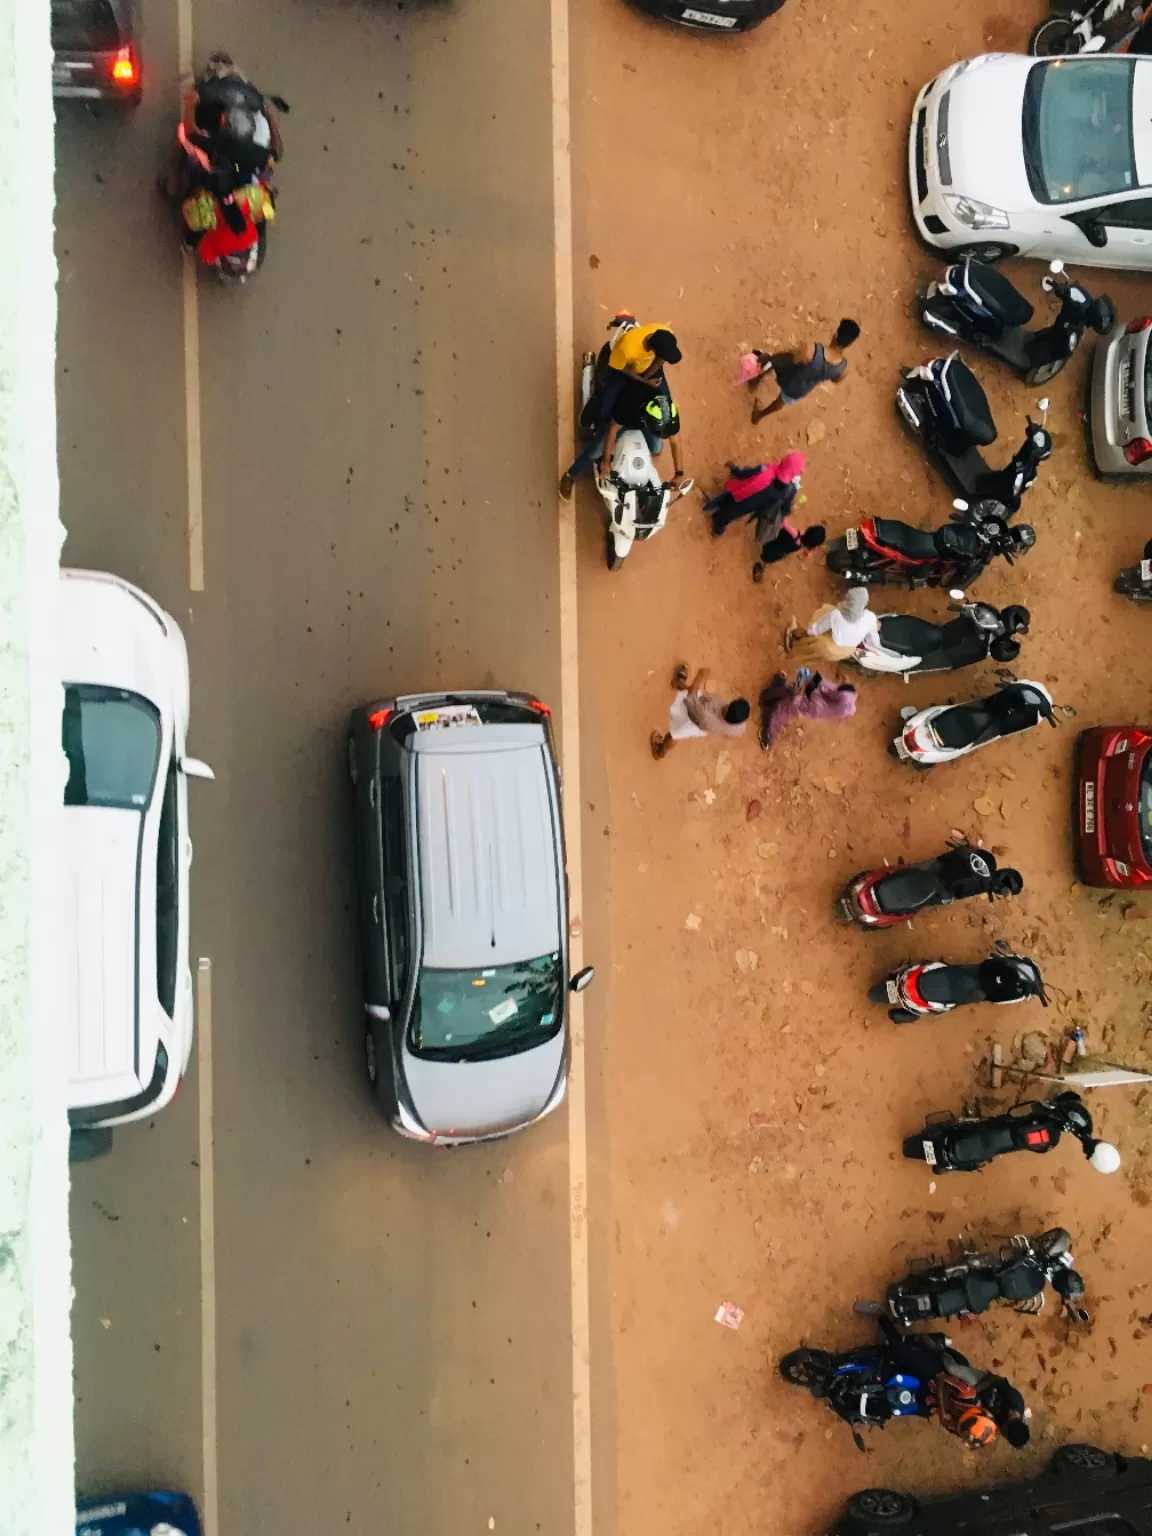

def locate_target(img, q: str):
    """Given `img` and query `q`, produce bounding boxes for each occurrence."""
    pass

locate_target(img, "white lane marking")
[197,957,219,1536]
[548,0,591,1528]
[177,0,203,591]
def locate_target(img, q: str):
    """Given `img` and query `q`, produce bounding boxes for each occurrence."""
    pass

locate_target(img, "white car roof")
[414,727,562,969]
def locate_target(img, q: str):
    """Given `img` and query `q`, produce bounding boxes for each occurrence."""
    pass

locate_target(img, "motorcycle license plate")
[1083,780,1096,834]
[885,981,900,1004]
[1141,559,1152,583]
[845,527,859,551]
[922,1140,938,1166]
[414,704,481,731]
[681,7,738,22]
[893,737,911,761]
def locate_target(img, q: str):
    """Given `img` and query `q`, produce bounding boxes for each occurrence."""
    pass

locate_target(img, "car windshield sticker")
[488,998,518,1025]
[436,998,455,1014]
[540,1013,554,1026]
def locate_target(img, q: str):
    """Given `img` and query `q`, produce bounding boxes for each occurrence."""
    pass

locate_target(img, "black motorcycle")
[896,354,1053,512]
[826,500,1035,589]
[841,845,1022,929]
[860,1229,1089,1328]
[1115,538,1152,603]
[904,1091,1121,1175]
[853,600,1030,678]
[869,946,1046,1023]
[918,257,1114,385]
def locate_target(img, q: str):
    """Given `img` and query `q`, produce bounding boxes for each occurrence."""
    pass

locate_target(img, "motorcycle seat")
[931,702,994,750]
[949,1122,1018,1164]
[876,614,947,656]
[915,965,984,1007]
[997,1259,1044,1303]
[872,518,939,559]
[961,260,1034,328]
[935,1272,1004,1316]
[940,356,998,448]
[874,868,944,915]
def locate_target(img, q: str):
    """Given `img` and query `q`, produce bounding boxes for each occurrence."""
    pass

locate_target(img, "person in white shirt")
[786,587,878,666]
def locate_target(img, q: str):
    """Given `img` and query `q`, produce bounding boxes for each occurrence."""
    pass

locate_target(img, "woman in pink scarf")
[757,668,857,751]
[706,451,806,542]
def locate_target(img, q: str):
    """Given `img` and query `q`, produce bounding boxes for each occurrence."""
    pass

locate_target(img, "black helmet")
[999,604,1031,635]
[992,868,1024,898]
[1003,1419,1031,1449]
[1051,1266,1085,1300]
[1085,296,1115,335]
[1010,524,1037,552]
[1025,425,1054,461]
[989,636,1022,663]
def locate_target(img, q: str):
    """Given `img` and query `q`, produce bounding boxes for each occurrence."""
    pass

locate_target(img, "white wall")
[0,0,74,1529]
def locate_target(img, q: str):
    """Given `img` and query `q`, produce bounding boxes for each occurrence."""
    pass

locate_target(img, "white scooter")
[890,679,1057,768]
[579,321,693,571]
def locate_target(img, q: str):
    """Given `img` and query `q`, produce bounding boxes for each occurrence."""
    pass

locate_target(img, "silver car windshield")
[408,953,563,1062]
[1022,57,1137,204]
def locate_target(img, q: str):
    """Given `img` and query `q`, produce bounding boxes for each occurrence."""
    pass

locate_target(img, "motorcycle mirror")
[1061,704,1077,718]
[1048,259,1065,275]
[948,588,965,601]
[677,476,695,497]
[952,498,969,511]
[1038,398,1050,412]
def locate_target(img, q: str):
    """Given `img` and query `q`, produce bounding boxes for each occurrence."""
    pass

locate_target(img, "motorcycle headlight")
[944,194,1009,230]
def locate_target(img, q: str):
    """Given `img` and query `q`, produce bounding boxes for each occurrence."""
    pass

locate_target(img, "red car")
[1076,727,1152,888]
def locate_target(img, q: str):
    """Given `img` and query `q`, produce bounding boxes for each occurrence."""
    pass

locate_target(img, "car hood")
[945,56,1035,212]
[59,569,177,710]
[402,1028,564,1139]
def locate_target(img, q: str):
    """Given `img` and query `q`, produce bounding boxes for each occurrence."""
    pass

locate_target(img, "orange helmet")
[956,1404,998,1449]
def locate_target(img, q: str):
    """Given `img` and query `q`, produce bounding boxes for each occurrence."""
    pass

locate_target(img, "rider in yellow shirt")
[608,323,682,378]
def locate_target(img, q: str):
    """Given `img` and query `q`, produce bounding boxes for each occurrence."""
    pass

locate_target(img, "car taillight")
[368,707,393,730]
[1125,438,1152,466]
[110,47,137,85]
[1127,316,1152,334]
[526,699,551,718]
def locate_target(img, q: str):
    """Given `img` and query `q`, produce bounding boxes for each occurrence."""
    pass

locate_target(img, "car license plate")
[1083,780,1096,834]
[681,6,738,23]
[886,980,900,1004]
[922,1140,937,1166]
[893,736,911,761]
[845,527,859,551]
[414,704,481,731]
[1141,559,1152,583]
[1120,362,1133,419]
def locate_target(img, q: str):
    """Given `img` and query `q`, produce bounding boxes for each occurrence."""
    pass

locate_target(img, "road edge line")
[548,0,591,1530]
[196,957,219,1536]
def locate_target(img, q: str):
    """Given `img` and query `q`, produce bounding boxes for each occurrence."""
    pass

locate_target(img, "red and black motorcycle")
[839,846,1022,930]
[826,500,1034,589]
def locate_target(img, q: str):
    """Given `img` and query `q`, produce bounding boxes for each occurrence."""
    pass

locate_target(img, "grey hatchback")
[1091,314,1152,476]
[347,690,592,1145]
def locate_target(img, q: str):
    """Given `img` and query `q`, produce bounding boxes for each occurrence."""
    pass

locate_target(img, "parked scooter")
[860,1229,1089,1326]
[1030,0,1152,56]
[840,845,1022,929]
[891,680,1057,768]
[852,598,1030,679]
[896,354,1052,513]
[826,499,1035,589]
[919,258,1114,386]
[578,325,694,570]
[904,1092,1121,1175]
[1114,539,1152,603]
[868,944,1046,1022]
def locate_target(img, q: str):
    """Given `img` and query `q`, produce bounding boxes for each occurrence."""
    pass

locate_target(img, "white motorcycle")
[579,321,693,571]
[890,680,1057,768]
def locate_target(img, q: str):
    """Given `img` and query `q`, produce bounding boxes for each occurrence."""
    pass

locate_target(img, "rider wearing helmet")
[182,53,284,190]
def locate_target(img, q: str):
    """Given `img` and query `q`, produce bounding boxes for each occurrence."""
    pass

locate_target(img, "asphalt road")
[57,1,583,1530]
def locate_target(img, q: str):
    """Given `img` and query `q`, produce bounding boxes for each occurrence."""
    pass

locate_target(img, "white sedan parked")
[62,569,214,1157]
[910,53,1152,270]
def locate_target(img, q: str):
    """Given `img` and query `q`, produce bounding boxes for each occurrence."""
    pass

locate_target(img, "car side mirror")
[1081,220,1108,249]
[569,966,595,993]
[179,756,215,781]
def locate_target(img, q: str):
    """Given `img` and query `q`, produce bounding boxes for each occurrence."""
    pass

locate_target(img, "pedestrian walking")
[786,586,878,666]
[750,318,861,423]
[752,519,825,583]
[651,663,749,760]
[706,450,806,540]
[757,668,857,750]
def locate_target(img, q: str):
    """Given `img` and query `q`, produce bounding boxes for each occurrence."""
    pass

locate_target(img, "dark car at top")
[833,1445,1152,1536]
[625,0,786,33]
[51,0,141,107]
[1076,726,1152,888]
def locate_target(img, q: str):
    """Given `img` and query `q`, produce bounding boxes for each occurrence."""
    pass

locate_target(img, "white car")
[61,569,214,1156]
[910,54,1152,270]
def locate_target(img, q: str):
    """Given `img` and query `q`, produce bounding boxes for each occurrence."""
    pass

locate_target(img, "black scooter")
[919,258,1115,386]
[904,1092,1121,1175]
[859,1229,1089,1327]
[853,600,1030,678]
[896,354,1053,513]
[1115,539,1152,603]
[840,845,1022,929]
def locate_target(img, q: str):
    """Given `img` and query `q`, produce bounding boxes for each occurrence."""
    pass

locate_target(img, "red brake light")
[367,707,393,730]
[1125,437,1152,466]
[527,699,551,719]
[110,48,137,84]
[1127,316,1152,334]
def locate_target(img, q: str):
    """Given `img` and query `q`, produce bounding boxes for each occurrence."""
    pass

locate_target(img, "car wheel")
[1051,1444,1115,1476]
[845,1489,918,1528]
[346,735,359,785]
[952,241,1019,264]
[364,1028,378,1088]
[779,1348,835,1394]
[69,1127,114,1163]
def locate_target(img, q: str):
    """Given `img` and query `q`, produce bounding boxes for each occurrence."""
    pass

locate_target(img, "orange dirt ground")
[570,1,1152,1530]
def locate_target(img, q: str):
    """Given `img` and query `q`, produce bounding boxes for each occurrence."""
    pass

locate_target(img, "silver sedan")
[1091,316,1152,477]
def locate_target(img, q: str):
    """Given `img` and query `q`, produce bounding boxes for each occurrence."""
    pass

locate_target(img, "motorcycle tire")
[779,1348,835,1396]
[845,1489,919,1528]
[867,981,893,1005]
[1034,1227,1072,1259]
[825,540,860,576]
[888,1008,921,1024]
[902,1135,930,1161]
[605,531,624,572]
[1024,357,1067,386]
[1030,15,1085,53]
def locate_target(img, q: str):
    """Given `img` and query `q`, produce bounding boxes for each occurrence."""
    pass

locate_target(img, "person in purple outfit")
[757,668,857,751]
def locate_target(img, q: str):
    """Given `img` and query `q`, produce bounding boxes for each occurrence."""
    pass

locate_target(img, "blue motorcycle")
[779,1345,927,1451]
